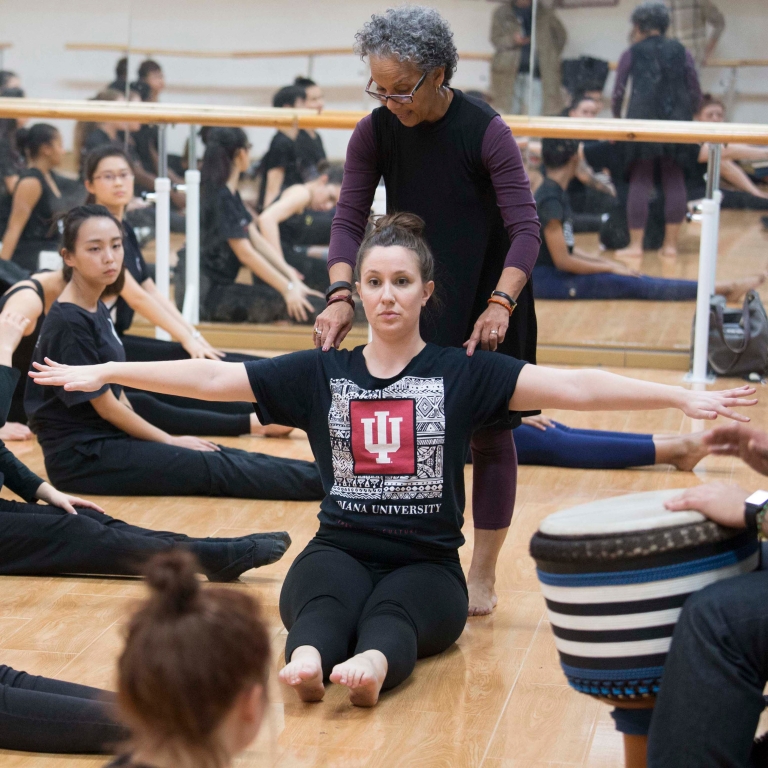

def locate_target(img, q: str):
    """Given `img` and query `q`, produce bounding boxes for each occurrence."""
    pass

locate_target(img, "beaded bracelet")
[327,293,355,311]
[487,297,514,315]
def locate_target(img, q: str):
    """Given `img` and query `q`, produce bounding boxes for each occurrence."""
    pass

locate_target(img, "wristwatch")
[326,280,353,302]
[744,489,768,533]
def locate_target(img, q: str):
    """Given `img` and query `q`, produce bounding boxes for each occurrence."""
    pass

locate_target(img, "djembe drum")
[530,489,759,702]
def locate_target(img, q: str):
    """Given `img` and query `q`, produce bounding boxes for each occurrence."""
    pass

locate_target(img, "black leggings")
[0,497,272,577]
[0,666,125,753]
[43,437,323,500]
[280,538,468,691]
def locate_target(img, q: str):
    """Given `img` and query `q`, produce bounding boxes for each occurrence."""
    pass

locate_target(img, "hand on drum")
[664,482,750,529]
[313,300,355,351]
[463,302,510,356]
[679,385,757,422]
[704,423,768,475]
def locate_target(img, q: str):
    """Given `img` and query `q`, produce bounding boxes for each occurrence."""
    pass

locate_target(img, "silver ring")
[314,328,322,335]
[490,330,498,335]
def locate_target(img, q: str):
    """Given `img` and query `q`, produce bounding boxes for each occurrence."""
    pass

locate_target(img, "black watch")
[744,490,768,532]
[326,281,353,302]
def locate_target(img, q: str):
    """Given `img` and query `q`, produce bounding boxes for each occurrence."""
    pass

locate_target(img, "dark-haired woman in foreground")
[25,205,321,500]
[31,213,757,706]
[200,127,323,324]
[0,123,65,271]
[114,550,271,768]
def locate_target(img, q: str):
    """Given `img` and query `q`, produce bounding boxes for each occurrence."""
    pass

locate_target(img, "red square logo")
[350,399,416,476]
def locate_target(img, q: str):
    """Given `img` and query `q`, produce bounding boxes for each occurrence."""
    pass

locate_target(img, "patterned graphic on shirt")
[329,376,445,500]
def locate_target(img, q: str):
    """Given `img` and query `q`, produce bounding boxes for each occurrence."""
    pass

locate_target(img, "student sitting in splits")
[83,143,291,438]
[0,314,287,755]
[532,138,766,301]
[199,128,323,325]
[30,213,757,706]
[257,162,343,293]
[24,205,322,500]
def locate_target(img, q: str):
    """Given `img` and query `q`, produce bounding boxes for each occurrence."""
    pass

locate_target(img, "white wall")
[3,0,767,160]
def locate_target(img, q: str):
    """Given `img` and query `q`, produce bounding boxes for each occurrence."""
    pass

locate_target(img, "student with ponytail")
[199,127,322,324]
[0,124,65,271]
[114,550,271,768]
[24,205,322,500]
[31,213,756,707]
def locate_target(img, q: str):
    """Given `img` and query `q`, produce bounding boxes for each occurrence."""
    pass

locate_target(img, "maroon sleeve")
[481,116,541,279]
[612,49,632,117]
[327,115,379,271]
[685,50,703,113]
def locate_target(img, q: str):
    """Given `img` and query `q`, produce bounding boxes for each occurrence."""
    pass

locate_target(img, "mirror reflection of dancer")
[30,214,757,708]
[313,6,542,615]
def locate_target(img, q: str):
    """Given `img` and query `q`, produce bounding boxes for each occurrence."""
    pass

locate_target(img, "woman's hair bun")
[144,550,200,615]
[370,211,425,236]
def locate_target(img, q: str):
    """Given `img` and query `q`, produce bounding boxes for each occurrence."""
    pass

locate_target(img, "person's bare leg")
[330,649,388,707]
[616,229,645,260]
[652,432,708,471]
[624,734,648,768]
[278,645,325,702]
[467,527,508,617]
[660,223,681,258]
[716,272,768,303]
[249,413,294,437]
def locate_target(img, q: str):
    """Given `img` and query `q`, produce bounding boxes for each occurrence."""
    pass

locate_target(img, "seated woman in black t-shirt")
[200,128,322,324]
[257,162,343,292]
[24,205,322,501]
[31,213,756,706]
[533,139,766,301]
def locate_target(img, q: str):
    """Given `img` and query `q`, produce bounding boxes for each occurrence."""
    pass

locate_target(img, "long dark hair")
[16,123,59,161]
[117,551,270,768]
[200,127,249,192]
[60,204,126,296]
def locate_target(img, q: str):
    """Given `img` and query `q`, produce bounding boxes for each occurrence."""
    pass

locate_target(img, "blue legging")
[532,264,698,301]
[514,422,656,469]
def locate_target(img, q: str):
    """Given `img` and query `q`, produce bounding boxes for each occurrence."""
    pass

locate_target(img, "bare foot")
[653,432,708,471]
[249,413,294,438]
[717,273,768,303]
[329,650,388,707]
[278,646,325,702]
[615,245,643,260]
[660,245,678,258]
[467,577,498,616]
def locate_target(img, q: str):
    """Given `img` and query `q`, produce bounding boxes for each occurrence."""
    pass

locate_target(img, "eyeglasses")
[365,72,427,105]
[93,171,134,183]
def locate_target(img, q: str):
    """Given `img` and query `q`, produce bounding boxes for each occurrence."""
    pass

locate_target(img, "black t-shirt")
[258,132,302,208]
[200,186,252,284]
[245,343,526,551]
[25,301,126,454]
[131,125,158,174]
[534,177,573,268]
[295,130,326,180]
[109,221,149,334]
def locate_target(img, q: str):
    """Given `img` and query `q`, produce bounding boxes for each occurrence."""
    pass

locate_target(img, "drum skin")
[530,491,760,702]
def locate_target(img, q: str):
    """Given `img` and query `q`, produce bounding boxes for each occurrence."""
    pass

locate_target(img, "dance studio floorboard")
[2,367,767,767]
[536,209,768,362]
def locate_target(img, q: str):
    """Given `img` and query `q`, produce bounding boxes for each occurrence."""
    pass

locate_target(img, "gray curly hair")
[630,2,671,34]
[354,6,459,86]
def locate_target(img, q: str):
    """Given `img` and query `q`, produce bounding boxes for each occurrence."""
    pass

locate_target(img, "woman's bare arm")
[263,167,285,209]
[1,177,43,262]
[91,387,175,442]
[258,185,311,260]
[544,221,628,275]
[510,365,756,422]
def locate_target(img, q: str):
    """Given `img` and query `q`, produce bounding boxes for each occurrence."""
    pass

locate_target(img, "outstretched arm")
[30,358,255,403]
[510,365,756,422]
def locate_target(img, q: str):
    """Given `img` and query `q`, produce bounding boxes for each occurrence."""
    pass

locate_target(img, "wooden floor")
[2,365,768,767]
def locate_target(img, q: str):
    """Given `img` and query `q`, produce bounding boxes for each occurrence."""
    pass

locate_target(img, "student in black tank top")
[32,213,755,707]
[317,7,541,616]
[1,124,65,271]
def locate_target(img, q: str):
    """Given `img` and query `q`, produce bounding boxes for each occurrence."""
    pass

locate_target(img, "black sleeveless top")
[0,278,45,424]
[12,168,62,272]
[371,90,537,372]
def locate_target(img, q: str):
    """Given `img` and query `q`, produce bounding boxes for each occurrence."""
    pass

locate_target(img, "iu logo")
[350,399,416,476]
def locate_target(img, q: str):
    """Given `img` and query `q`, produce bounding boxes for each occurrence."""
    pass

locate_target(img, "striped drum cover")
[530,490,759,702]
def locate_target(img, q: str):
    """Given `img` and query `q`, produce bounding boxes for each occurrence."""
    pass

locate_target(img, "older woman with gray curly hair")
[313,5,541,616]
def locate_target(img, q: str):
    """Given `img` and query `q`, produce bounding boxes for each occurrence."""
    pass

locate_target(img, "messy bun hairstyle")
[117,550,270,767]
[355,212,435,285]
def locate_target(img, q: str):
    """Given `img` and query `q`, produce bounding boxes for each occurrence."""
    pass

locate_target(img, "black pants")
[646,570,768,768]
[0,666,125,753]
[0,497,261,576]
[280,535,468,691]
[44,437,323,500]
